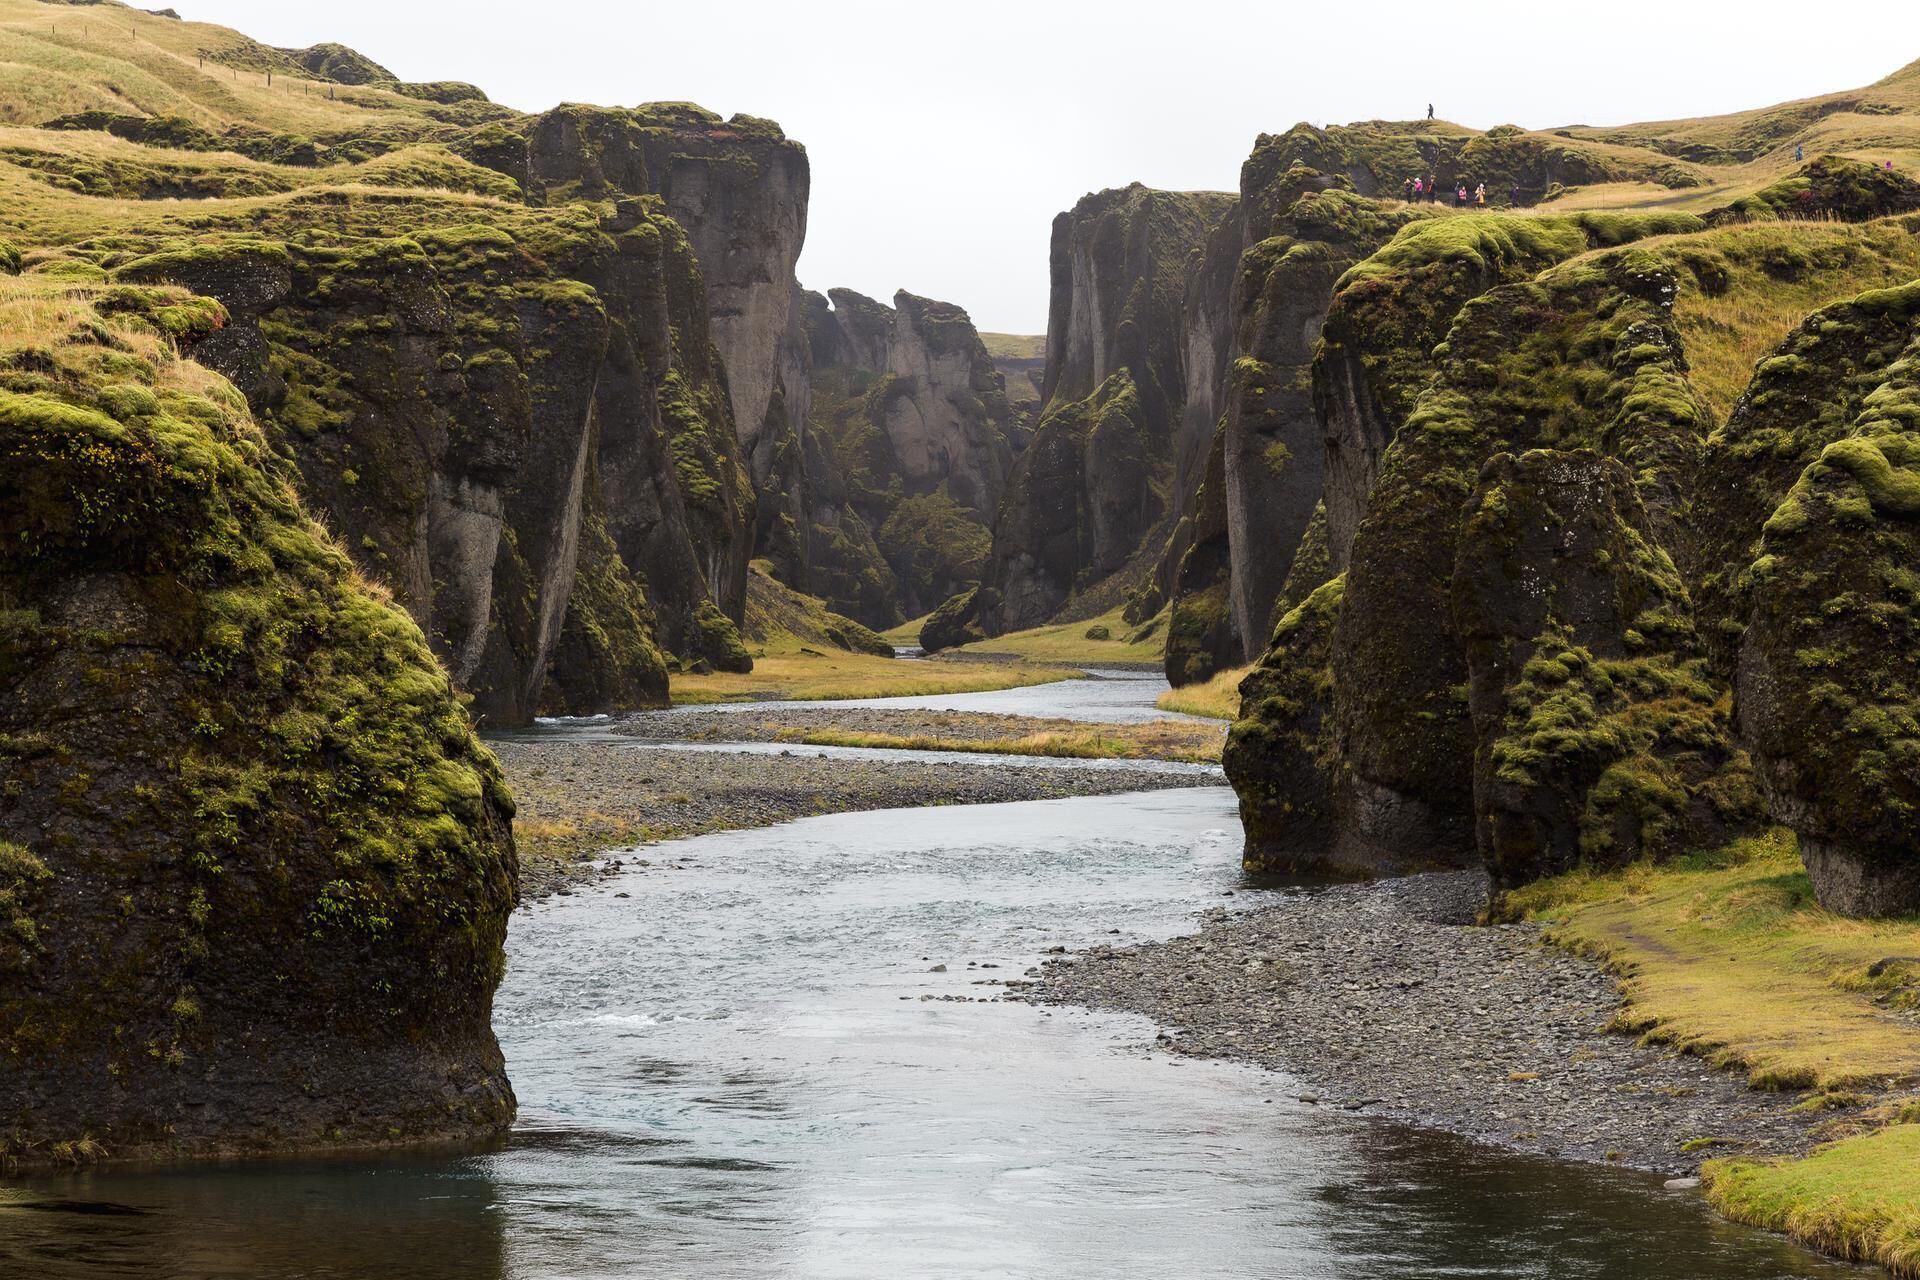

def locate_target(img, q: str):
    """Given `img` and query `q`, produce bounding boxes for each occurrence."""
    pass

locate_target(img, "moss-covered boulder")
[1696,277,1920,675]
[920,585,996,654]
[0,280,515,1167]
[1332,252,1711,871]
[1223,575,1347,873]
[1708,156,1920,226]
[1454,450,1756,895]
[1736,287,1920,915]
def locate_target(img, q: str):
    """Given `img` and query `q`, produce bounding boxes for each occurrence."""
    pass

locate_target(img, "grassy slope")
[1547,58,1920,215]
[946,605,1167,665]
[880,613,931,645]
[1509,833,1920,1272]
[1156,664,1249,720]
[0,0,470,135]
[977,332,1045,359]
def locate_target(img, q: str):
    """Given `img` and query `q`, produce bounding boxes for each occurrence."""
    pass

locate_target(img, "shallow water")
[2,789,1864,1278]
[665,668,1200,724]
[1,677,1868,1278]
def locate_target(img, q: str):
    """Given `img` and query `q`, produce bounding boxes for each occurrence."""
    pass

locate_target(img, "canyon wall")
[0,280,516,1166]
[793,288,1018,625]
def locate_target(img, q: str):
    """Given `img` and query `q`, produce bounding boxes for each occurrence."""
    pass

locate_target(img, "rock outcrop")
[1732,284,1920,915]
[105,189,754,725]
[934,184,1233,645]
[795,288,1016,625]
[1454,450,1752,894]
[0,280,515,1167]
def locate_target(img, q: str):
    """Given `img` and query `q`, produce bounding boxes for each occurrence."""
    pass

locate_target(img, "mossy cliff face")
[1454,450,1755,896]
[953,184,1232,640]
[93,195,751,722]
[495,103,811,488]
[1315,210,1704,571]
[1216,166,1433,673]
[784,288,1013,625]
[1332,253,1711,872]
[1735,285,1920,915]
[1222,575,1346,872]
[0,281,515,1166]
[1220,199,1920,914]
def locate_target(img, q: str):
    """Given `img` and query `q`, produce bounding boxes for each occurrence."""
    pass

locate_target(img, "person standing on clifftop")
[1427,103,1435,120]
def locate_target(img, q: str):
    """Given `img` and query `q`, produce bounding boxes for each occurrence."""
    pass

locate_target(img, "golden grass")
[1508,829,1920,1092]
[776,719,1224,764]
[880,612,931,645]
[977,332,1045,359]
[1705,1125,1920,1277]
[1156,664,1249,720]
[0,0,466,136]
[1668,220,1920,420]
[948,605,1166,665]
[0,272,229,408]
[668,652,1076,705]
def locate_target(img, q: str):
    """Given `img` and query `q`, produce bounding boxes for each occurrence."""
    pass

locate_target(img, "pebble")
[1016,870,1840,1174]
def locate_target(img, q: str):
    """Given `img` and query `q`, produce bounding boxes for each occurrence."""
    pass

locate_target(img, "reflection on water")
[3,790,1864,1278]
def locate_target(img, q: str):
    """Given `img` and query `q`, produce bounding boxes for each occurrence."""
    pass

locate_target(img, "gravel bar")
[1015,870,1829,1175]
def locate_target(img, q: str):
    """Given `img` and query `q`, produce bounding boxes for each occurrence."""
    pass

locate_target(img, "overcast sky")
[175,1,1919,333]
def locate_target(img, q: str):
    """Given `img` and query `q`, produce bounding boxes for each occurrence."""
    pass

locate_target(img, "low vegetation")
[1156,665,1249,720]
[1508,829,1920,1091]
[669,653,1076,705]
[1705,1125,1920,1276]
[1509,830,1920,1272]
[944,605,1167,665]
[778,719,1224,764]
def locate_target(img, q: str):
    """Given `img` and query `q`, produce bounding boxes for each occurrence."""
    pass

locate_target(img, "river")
[0,676,1866,1278]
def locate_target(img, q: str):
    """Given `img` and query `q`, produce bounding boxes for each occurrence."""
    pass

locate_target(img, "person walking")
[1427,103,1435,121]
[1795,143,1804,162]
[1474,182,1487,206]
[1428,175,1439,203]
[1509,184,1522,207]
[1411,176,1424,201]
[1456,183,1469,207]
[1404,176,1415,202]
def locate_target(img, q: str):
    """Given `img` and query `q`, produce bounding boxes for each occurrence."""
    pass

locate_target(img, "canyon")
[5,3,1920,1274]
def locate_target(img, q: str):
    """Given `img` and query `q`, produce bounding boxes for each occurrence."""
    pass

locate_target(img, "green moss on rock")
[0,280,515,1168]
[1738,302,1920,916]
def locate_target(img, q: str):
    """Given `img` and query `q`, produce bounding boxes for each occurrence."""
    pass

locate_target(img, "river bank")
[1016,869,1836,1176]
[606,706,1225,762]
[494,739,1222,898]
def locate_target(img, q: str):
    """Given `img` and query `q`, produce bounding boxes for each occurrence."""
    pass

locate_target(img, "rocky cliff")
[0,278,515,1166]
[1223,190,1920,915]
[0,78,842,722]
[926,184,1234,646]
[789,288,1016,625]
[96,187,752,724]
[1158,117,1720,688]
